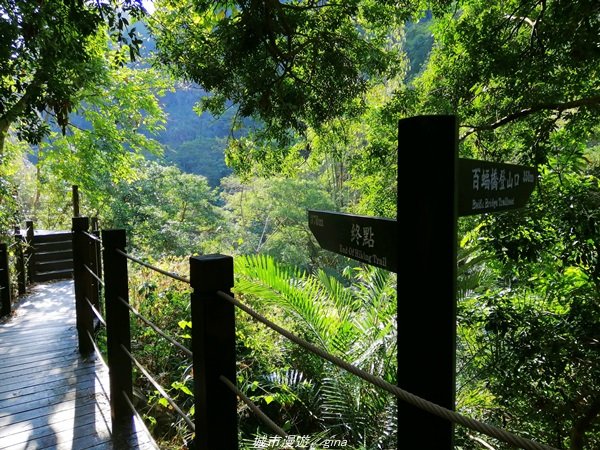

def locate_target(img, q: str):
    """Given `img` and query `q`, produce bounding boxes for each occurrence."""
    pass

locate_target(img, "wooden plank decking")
[0,280,158,450]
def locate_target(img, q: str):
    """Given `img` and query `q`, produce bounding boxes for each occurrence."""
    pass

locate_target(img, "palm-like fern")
[234,254,397,449]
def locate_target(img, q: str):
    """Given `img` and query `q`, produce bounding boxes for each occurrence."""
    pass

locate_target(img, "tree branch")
[279,1,346,11]
[44,109,87,133]
[467,434,498,450]
[0,79,43,155]
[504,14,536,29]
[460,95,600,140]
[0,81,42,127]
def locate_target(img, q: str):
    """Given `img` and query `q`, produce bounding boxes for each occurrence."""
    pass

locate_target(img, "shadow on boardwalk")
[0,280,157,449]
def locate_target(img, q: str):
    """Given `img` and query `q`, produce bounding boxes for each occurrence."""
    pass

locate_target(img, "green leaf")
[172,381,193,396]
[178,320,192,330]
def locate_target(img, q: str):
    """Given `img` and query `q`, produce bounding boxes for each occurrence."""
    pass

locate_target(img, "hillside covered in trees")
[1,1,598,449]
[138,17,434,188]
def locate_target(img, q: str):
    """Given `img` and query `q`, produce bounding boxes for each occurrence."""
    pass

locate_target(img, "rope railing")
[120,344,196,431]
[122,389,142,419]
[121,389,153,438]
[219,375,288,439]
[69,223,559,450]
[84,264,105,287]
[85,296,106,328]
[115,249,190,284]
[117,295,193,358]
[82,231,102,243]
[216,291,559,450]
[86,329,107,366]
[73,227,198,443]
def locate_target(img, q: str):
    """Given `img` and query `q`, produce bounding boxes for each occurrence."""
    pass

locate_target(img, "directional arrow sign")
[457,158,537,216]
[308,210,398,272]
[308,161,536,272]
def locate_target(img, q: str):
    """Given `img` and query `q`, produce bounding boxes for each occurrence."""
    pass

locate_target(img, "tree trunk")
[0,120,9,157]
[570,396,600,450]
[0,78,42,158]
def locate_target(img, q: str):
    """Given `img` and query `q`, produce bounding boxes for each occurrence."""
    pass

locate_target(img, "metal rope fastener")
[217,291,560,450]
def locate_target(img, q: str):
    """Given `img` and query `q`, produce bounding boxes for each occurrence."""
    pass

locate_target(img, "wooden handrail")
[71,217,238,448]
[0,243,11,317]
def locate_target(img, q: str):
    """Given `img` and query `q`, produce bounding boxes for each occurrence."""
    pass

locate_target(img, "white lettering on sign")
[472,197,516,210]
[523,170,535,183]
[499,170,506,190]
[490,168,498,191]
[481,169,491,190]
[472,167,530,192]
[362,226,375,248]
[310,215,324,227]
[339,244,387,268]
[350,224,375,248]
[350,223,362,245]
[472,168,480,191]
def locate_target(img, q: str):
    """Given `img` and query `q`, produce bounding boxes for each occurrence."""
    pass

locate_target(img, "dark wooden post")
[397,115,458,449]
[91,218,103,287]
[86,228,100,317]
[14,226,26,295]
[0,243,12,317]
[73,217,94,355]
[102,229,133,433]
[73,185,80,218]
[25,220,34,284]
[190,254,237,450]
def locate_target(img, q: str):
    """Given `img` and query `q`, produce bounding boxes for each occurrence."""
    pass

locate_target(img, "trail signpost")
[308,115,536,449]
[308,211,398,272]
[457,158,537,216]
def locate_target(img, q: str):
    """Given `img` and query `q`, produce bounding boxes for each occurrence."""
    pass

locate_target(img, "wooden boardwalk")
[0,280,158,450]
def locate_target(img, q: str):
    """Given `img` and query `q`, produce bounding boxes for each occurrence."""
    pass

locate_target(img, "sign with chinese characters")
[308,210,397,272]
[457,158,537,216]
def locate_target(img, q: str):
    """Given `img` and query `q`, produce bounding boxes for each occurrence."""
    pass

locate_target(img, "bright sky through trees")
[142,0,154,13]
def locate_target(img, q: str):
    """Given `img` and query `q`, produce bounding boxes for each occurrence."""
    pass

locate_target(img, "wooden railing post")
[91,218,103,292]
[73,185,80,218]
[86,222,100,317]
[397,116,457,449]
[189,254,237,450]
[102,229,133,433]
[14,226,26,295]
[25,220,34,284]
[72,217,94,355]
[0,243,12,317]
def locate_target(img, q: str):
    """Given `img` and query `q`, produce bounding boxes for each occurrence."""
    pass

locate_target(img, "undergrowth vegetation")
[113,254,398,449]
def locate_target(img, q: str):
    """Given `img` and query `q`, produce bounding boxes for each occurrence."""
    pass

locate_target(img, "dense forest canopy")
[0,0,147,153]
[1,1,599,449]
